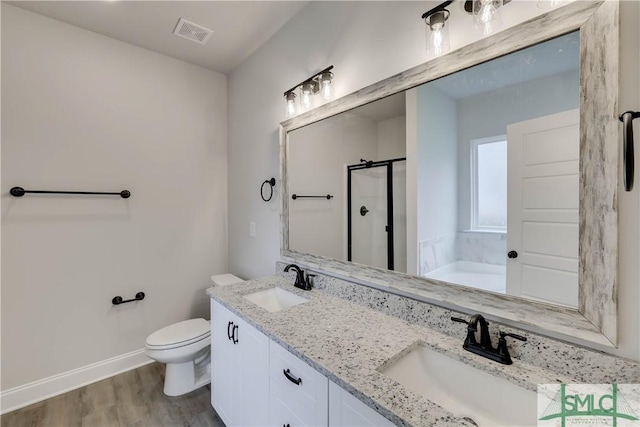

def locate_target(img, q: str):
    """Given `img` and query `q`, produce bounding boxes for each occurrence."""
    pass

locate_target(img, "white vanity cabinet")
[210,299,393,427]
[269,340,328,426]
[329,381,395,427]
[210,300,270,427]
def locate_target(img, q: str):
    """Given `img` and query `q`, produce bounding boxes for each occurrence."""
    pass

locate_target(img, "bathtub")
[423,261,506,293]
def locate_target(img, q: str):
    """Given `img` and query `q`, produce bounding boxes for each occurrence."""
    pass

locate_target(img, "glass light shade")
[537,0,564,9]
[300,82,315,111]
[319,72,334,101]
[284,92,297,118]
[425,10,450,57]
[473,0,503,36]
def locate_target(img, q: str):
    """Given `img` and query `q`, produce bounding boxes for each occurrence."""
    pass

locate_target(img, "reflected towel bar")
[292,194,333,200]
[10,186,131,198]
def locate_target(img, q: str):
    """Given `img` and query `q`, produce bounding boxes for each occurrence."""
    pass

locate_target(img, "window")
[471,136,507,231]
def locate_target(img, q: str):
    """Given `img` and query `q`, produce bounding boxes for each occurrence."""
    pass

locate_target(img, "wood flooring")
[1,362,225,427]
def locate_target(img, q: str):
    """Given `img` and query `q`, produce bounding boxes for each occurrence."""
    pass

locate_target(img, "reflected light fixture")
[283,66,334,118]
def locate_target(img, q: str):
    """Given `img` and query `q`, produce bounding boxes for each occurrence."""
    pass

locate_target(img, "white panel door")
[506,109,579,307]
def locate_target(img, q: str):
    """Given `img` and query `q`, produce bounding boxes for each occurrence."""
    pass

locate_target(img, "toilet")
[145,273,243,396]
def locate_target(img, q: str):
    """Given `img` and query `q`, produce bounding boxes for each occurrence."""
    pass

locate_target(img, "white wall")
[288,116,378,259]
[1,4,228,393]
[415,84,458,274]
[377,116,406,160]
[228,0,639,361]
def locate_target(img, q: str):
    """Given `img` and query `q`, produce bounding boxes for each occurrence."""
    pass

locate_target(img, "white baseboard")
[0,348,153,414]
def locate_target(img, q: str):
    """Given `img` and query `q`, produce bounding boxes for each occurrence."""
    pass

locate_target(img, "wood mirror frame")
[280,1,619,347]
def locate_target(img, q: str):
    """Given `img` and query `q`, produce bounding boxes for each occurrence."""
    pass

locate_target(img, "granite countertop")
[207,276,573,426]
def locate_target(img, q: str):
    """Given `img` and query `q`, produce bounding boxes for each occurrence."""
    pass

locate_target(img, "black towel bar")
[112,292,145,305]
[620,111,639,192]
[10,187,130,198]
[291,194,333,200]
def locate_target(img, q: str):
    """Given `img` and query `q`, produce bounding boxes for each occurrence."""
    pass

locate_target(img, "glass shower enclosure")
[347,158,406,272]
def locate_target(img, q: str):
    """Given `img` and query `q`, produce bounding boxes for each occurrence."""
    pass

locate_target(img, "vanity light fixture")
[464,0,508,36]
[422,1,512,56]
[284,91,297,118]
[283,66,334,118]
[300,80,317,111]
[318,71,334,101]
[422,1,452,57]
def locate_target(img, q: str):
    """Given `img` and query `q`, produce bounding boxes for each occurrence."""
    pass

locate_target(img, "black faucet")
[283,264,314,291]
[451,314,526,365]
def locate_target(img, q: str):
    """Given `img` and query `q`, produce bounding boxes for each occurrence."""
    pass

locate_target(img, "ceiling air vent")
[172,18,213,45]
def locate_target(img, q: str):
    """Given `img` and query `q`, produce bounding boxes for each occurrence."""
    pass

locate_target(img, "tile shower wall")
[418,235,457,274]
[456,232,507,266]
[276,262,639,384]
[418,232,506,275]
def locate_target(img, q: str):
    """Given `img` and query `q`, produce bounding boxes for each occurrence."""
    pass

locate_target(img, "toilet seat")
[145,318,210,350]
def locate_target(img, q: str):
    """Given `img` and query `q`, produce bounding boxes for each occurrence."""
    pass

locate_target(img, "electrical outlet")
[249,221,256,238]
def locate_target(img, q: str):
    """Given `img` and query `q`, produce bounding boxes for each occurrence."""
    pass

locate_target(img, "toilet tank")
[210,273,243,287]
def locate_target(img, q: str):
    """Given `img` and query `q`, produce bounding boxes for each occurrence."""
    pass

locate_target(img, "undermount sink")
[379,344,538,427]
[243,287,309,313]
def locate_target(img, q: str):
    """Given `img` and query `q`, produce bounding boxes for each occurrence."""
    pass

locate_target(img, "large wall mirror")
[280,1,619,347]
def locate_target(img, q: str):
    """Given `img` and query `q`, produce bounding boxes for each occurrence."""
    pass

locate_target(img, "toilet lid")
[146,318,210,348]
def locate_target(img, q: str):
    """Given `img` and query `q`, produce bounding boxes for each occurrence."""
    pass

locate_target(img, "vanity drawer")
[269,379,321,427]
[269,341,328,414]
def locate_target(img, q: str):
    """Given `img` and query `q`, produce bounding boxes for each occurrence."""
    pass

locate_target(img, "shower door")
[348,158,406,271]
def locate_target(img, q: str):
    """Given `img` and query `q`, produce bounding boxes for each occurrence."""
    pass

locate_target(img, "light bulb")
[537,0,564,8]
[319,72,334,101]
[284,92,297,118]
[474,0,503,35]
[300,82,314,111]
[425,9,450,57]
[431,28,444,54]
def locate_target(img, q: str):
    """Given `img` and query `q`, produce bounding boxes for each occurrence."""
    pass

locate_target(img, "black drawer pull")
[283,369,302,385]
[227,321,233,341]
[284,424,290,427]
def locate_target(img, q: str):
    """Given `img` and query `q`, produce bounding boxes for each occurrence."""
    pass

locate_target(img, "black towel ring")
[261,178,276,202]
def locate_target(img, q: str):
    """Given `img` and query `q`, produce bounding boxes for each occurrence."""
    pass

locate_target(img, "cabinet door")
[211,300,234,426]
[329,381,395,427]
[234,314,270,426]
[269,379,309,427]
